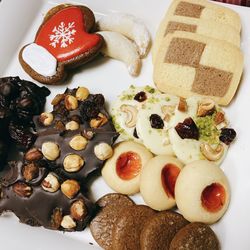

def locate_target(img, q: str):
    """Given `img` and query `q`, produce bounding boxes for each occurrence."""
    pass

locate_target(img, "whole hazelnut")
[61,179,80,199]
[65,95,78,110]
[76,87,89,101]
[25,148,43,161]
[41,173,60,193]
[65,121,80,131]
[60,215,76,229]
[69,135,88,151]
[63,154,84,172]
[94,143,113,160]
[70,199,87,221]
[39,112,54,126]
[42,142,60,161]
[22,163,39,181]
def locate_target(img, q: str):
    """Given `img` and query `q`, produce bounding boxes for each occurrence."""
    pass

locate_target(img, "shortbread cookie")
[102,141,153,195]
[140,211,189,250]
[168,96,237,165]
[90,193,134,250]
[165,0,241,31]
[112,205,156,250]
[153,31,243,105]
[175,160,230,224]
[19,4,103,85]
[152,15,240,62]
[97,13,151,57]
[140,156,183,210]
[170,222,220,250]
[111,85,161,142]
[136,93,178,155]
[97,31,141,76]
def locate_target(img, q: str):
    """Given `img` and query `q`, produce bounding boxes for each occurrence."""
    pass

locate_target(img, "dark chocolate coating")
[0,161,95,231]
[32,88,118,181]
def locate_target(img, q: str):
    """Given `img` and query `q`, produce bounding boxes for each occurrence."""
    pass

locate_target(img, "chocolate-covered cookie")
[0,161,95,231]
[31,87,118,181]
[112,205,156,250]
[169,222,220,250]
[19,4,103,85]
[90,193,134,250]
[140,211,189,250]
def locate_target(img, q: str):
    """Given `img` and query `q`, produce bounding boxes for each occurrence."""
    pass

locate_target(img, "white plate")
[0,0,250,249]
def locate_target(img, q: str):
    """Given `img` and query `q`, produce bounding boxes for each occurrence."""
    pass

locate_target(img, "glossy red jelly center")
[161,164,180,198]
[201,183,226,213]
[116,151,141,180]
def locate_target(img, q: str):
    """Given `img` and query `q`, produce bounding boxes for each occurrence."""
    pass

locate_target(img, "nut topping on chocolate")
[69,135,88,151]
[65,95,78,110]
[70,200,87,221]
[61,180,80,199]
[25,148,43,161]
[13,182,32,197]
[197,98,215,117]
[63,154,84,172]
[22,163,39,181]
[90,113,108,128]
[41,173,60,193]
[51,208,63,230]
[65,121,80,130]
[94,143,113,160]
[39,112,54,126]
[178,97,187,112]
[61,215,76,229]
[42,142,60,161]
[76,87,90,101]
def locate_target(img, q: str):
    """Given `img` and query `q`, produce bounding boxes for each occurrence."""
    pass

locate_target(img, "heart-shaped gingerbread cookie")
[19,5,103,85]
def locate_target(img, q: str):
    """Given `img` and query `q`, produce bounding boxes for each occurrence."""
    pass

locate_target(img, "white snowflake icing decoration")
[49,21,76,48]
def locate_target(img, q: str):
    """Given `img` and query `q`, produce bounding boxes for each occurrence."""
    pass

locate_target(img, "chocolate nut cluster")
[0,86,118,231]
[0,77,50,169]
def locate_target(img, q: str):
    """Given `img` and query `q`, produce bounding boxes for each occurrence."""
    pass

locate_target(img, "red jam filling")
[201,183,226,213]
[161,164,180,198]
[116,151,141,180]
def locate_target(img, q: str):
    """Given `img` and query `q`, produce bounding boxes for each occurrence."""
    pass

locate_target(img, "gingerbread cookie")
[112,205,156,250]
[169,222,220,250]
[0,161,95,231]
[140,211,189,250]
[19,4,103,85]
[90,193,134,250]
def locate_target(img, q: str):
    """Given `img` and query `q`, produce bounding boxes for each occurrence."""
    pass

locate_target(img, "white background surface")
[0,0,250,249]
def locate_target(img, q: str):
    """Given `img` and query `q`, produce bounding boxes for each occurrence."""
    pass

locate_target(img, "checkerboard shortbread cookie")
[165,0,241,31]
[153,31,243,105]
[152,15,240,62]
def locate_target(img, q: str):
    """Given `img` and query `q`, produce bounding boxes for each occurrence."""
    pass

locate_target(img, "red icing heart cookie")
[19,5,103,85]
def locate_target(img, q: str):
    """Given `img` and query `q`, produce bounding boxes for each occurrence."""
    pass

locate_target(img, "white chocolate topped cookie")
[136,93,179,155]
[110,85,161,142]
[168,96,236,165]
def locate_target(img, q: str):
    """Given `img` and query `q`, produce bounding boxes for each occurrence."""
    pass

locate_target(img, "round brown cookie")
[96,193,134,208]
[112,205,156,250]
[140,211,189,250]
[169,222,220,250]
[90,193,134,250]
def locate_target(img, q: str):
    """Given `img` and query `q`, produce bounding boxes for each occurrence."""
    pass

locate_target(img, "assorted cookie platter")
[0,0,250,249]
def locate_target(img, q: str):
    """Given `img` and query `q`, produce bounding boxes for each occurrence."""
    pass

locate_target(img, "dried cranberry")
[175,117,199,140]
[80,100,100,120]
[150,114,164,129]
[134,91,147,102]
[219,128,236,145]
[133,128,139,138]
